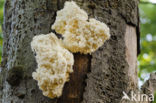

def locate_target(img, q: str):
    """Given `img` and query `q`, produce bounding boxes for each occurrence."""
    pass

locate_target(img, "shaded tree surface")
[0,0,155,103]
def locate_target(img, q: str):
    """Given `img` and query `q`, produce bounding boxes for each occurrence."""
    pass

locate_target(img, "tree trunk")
[0,0,142,103]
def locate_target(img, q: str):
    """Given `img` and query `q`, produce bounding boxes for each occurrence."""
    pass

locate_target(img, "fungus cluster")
[31,1,110,99]
[31,33,74,98]
[52,1,110,54]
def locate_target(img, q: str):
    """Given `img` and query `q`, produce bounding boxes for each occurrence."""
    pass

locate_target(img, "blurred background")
[0,0,156,101]
[0,0,4,62]
[138,0,156,86]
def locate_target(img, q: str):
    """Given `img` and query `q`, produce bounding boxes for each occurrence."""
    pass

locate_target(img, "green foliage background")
[139,1,156,102]
[0,0,4,62]
[0,0,155,102]
[138,0,156,80]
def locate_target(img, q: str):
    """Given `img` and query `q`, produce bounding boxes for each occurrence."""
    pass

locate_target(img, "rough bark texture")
[141,73,156,103]
[0,0,143,103]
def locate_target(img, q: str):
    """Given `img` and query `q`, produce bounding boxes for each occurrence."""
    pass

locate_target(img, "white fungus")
[52,1,110,54]
[31,33,74,98]
[31,1,110,99]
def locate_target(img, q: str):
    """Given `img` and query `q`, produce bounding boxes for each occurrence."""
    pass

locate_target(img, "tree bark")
[0,0,144,103]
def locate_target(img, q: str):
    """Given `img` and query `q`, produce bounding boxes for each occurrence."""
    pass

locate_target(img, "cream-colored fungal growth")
[31,33,74,98]
[52,1,110,54]
[52,1,88,35]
